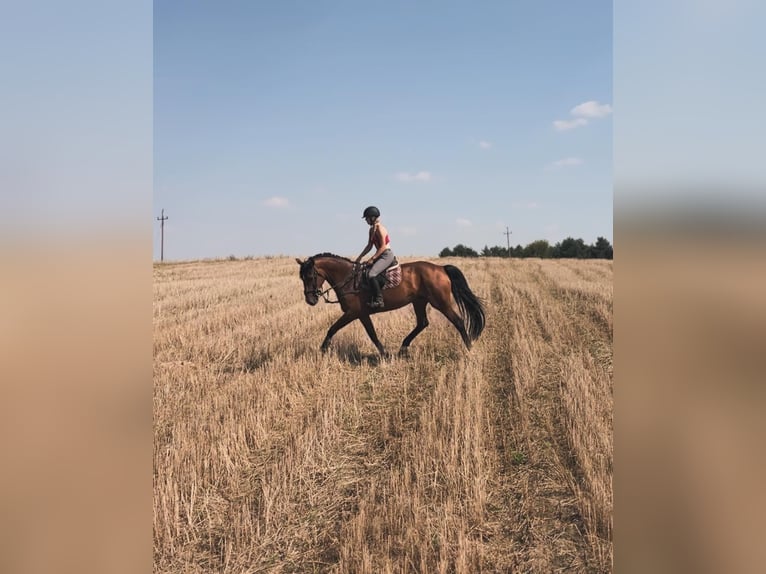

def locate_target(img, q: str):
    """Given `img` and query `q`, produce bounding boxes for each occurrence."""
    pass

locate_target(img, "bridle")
[303,260,360,304]
[303,266,331,301]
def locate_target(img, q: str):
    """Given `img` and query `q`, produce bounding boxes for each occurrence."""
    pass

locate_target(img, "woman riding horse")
[296,249,486,357]
[354,206,394,309]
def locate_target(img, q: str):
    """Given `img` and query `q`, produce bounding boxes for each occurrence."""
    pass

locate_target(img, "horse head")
[296,257,324,306]
[296,253,355,306]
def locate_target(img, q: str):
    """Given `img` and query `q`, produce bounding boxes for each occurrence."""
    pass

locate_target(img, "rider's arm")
[355,231,374,262]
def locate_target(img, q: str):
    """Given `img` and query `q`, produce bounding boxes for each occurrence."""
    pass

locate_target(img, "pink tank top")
[373,228,390,249]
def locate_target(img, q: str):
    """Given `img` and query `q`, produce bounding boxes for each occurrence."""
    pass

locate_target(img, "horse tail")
[444,265,486,341]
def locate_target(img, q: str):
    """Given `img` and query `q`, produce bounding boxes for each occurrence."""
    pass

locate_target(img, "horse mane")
[311,252,354,263]
[300,252,353,278]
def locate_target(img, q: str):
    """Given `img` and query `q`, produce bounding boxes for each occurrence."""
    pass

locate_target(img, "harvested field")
[154,256,613,573]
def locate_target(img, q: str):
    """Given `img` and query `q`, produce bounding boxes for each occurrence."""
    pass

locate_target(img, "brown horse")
[296,253,485,356]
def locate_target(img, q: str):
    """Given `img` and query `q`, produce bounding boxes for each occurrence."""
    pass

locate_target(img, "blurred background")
[615,2,766,572]
[1,1,764,573]
[0,2,151,574]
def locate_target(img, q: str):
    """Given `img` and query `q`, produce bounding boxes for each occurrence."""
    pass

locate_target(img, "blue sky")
[154,1,612,260]
[615,0,766,206]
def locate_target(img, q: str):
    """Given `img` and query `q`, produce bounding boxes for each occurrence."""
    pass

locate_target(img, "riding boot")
[368,274,384,308]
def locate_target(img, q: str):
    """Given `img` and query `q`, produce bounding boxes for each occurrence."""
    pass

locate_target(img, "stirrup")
[368,297,384,309]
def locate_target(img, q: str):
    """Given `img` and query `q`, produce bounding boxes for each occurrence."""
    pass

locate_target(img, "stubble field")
[154,256,613,573]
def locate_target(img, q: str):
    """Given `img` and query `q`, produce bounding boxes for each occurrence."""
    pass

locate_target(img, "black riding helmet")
[362,206,380,219]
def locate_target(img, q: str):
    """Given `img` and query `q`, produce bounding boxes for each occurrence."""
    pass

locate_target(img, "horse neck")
[315,257,351,282]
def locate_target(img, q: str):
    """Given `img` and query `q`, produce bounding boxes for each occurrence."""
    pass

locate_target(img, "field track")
[154,256,613,573]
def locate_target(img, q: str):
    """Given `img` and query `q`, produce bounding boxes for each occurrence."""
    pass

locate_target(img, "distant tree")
[442,237,611,259]
[556,237,588,258]
[481,245,510,257]
[588,236,613,259]
[451,243,479,257]
[523,239,552,258]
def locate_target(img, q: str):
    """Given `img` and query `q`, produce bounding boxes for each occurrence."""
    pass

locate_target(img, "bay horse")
[296,253,485,356]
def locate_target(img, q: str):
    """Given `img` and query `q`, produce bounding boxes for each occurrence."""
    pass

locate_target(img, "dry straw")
[154,256,613,573]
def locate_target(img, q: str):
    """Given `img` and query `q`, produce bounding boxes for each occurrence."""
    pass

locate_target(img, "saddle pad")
[383,264,402,289]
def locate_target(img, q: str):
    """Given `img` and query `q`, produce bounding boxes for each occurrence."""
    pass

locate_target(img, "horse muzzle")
[304,290,320,305]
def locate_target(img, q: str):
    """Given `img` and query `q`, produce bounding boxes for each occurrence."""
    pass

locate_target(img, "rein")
[306,263,361,304]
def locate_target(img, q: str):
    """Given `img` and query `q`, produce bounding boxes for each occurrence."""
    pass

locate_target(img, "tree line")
[439,236,613,259]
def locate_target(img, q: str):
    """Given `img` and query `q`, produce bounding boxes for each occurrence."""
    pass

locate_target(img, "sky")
[614,0,766,207]
[153,1,612,260]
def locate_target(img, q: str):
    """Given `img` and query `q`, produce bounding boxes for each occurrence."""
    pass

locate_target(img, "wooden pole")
[157,209,168,261]
[503,226,512,257]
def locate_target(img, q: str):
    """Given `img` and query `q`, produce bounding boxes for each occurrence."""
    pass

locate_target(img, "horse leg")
[320,311,357,353]
[358,313,386,356]
[430,295,472,350]
[399,299,429,355]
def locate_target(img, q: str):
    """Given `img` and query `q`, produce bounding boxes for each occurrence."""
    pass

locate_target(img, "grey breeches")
[368,249,394,278]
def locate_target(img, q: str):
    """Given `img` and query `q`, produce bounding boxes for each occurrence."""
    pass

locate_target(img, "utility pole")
[503,226,512,257]
[157,209,168,262]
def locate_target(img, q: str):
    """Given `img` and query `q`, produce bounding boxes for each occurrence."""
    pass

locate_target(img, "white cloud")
[571,100,612,118]
[549,157,584,169]
[395,171,432,183]
[479,140,492,149]
[553,118,588,131]
[553,100,612,131]
[526,201,540,209]
[262,196,289,208]
[456,218,472,228]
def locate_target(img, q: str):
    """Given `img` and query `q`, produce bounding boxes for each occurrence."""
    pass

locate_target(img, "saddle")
[355,258,402,292]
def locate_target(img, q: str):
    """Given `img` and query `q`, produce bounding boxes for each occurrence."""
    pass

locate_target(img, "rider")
[355,206,395,309]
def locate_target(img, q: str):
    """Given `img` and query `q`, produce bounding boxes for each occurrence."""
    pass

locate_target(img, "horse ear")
[295,258,303,265]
